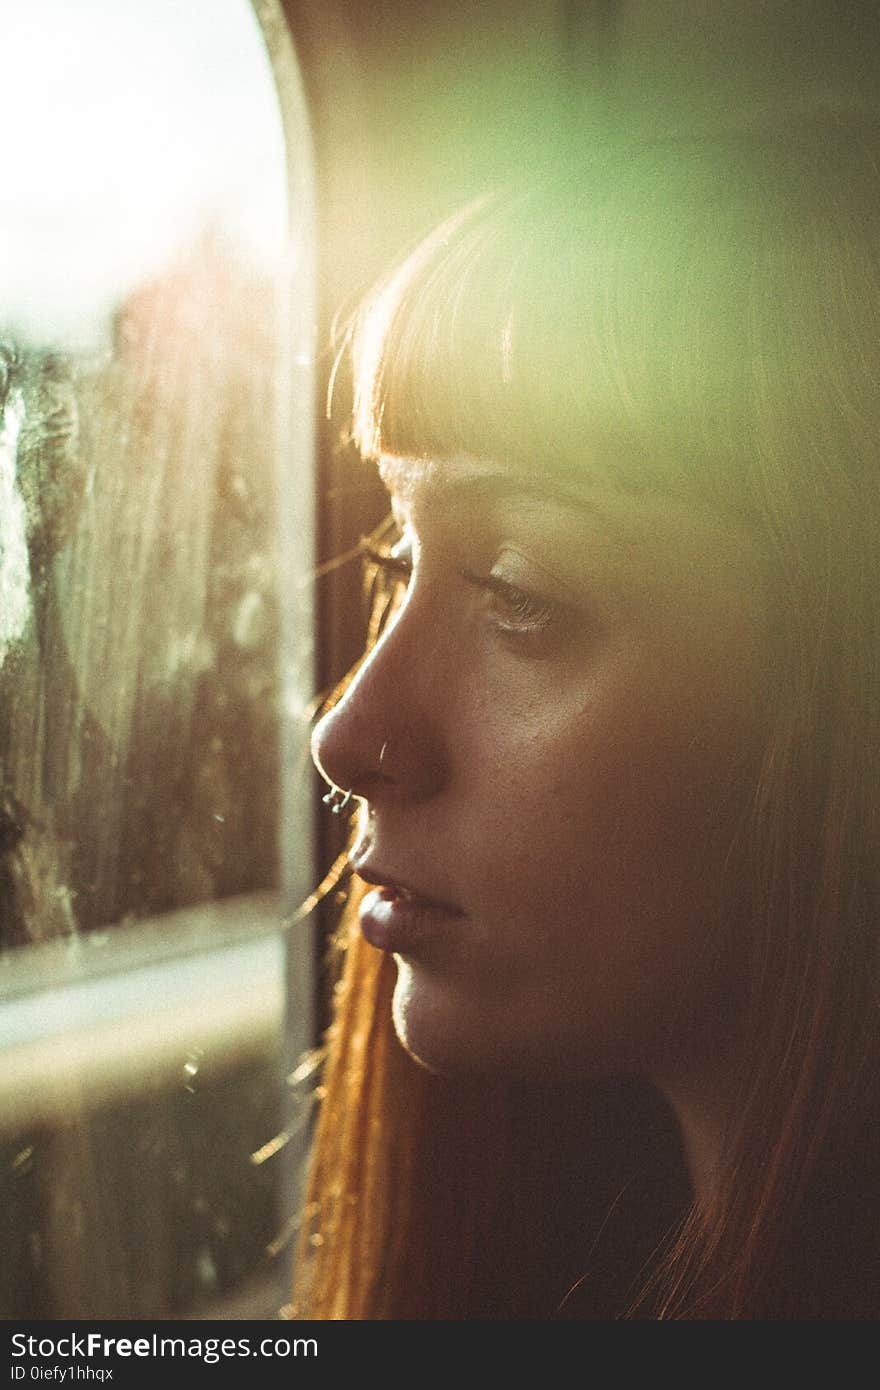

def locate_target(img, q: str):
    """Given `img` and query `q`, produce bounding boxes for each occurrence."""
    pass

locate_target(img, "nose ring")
[322,786,353,815]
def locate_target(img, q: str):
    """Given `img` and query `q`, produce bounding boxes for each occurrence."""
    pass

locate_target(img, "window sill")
[0,892,287,1129]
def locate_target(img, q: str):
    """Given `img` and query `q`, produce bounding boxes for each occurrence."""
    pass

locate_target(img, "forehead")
[377,453,607,519]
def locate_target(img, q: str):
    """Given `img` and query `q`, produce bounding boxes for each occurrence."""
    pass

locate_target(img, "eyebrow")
[380,456,611,518]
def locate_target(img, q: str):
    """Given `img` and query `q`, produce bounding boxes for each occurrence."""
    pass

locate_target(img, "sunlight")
[0,0,288,347]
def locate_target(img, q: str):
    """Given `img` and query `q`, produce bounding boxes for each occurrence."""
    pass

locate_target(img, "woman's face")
[312,454,770,1092]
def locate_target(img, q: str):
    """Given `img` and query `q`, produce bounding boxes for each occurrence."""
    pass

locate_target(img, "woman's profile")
[292,114,880,1319]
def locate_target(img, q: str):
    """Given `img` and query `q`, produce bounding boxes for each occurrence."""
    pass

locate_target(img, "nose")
[310,598,449,807]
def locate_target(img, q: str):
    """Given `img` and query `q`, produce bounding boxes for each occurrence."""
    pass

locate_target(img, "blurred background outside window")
[0,0,315,1319]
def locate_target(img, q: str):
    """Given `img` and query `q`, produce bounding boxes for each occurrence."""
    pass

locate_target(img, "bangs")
[349,121,880,516]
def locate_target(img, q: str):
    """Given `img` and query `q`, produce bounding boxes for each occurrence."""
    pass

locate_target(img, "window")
[0,0,314,1318]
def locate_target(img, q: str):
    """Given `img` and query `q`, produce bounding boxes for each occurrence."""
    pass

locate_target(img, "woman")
[293,115,880,1319]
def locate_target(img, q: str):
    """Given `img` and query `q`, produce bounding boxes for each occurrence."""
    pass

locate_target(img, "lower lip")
[359,886,464,953]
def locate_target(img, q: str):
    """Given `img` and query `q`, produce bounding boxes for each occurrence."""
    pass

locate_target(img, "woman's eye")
[362,538,413,591]
[460,567,560,642]
[361,535,413,640]
[362,537,566,648]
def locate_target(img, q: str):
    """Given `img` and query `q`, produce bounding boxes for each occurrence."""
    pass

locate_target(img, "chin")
[390,959,683,1086]
[390,961,500,1079]
[389,959,586,1082]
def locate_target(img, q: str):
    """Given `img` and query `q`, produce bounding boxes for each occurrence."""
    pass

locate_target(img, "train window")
[0,0,315,1317]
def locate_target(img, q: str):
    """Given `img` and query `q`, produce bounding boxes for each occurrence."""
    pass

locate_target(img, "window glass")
[0,0,314,1318]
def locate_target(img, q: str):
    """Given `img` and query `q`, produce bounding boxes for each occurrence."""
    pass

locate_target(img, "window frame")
[0,0,317,1321]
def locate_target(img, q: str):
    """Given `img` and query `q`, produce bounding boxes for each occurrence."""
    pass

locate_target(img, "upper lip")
[353,859,463,913]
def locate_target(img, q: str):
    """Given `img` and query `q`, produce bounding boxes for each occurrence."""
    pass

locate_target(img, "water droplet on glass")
[183,1048,203,1091]
[197,1247,219,1290]
[11,1145,34,1173]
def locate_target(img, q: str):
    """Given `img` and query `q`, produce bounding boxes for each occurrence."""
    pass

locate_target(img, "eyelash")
[362,541,559,640]
[362,541,412,582]
[460,568,555,633]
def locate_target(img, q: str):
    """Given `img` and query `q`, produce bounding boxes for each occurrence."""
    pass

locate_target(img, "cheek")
[390,576,769,1080]
[414,657,763,1072]
[471,640,763,895]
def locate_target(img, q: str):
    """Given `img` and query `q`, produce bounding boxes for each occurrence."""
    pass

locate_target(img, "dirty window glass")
[0,0,315,1318]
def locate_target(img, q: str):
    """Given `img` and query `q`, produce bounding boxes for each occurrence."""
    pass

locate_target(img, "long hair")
[293,116,880,1319]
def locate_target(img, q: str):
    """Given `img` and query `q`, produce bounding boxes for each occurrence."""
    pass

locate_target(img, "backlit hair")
[294,116,880,1319]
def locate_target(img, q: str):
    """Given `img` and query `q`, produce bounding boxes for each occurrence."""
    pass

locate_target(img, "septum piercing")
[322,786,352,815]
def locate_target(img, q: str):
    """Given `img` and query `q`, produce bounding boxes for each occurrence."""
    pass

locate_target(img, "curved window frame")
[0,0,316,1320]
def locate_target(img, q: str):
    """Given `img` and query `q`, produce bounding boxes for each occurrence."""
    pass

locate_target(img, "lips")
[354,864,464,954]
